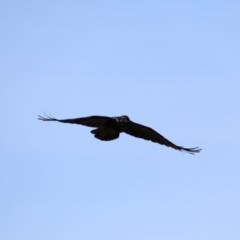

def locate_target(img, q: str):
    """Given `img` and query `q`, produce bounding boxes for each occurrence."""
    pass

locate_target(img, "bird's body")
[38,114,201,154]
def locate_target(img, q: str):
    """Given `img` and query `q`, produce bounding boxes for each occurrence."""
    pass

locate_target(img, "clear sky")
[1,1,240,239]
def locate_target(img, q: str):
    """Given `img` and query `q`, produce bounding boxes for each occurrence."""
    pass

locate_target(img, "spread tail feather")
[91,128,119,141]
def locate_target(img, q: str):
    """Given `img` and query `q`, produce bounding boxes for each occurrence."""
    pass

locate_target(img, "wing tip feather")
[38,113,57,121]
[180,147,202,155]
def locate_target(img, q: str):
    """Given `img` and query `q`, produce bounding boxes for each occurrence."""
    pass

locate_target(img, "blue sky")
[1,1,240,239]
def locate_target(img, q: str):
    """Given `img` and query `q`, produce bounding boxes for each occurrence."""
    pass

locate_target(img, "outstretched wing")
[38,114,114,128]
[124,121,201,154]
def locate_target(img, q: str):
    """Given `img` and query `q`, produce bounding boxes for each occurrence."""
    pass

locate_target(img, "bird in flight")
[38,114,201,154]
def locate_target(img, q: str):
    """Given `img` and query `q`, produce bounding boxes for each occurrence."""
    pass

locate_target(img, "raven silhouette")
[38,114,201,154]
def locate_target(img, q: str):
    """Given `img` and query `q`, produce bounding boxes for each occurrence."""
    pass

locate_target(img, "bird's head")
[120,115,130,122]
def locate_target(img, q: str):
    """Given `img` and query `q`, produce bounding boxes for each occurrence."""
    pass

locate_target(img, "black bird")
[38,114,201,154]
